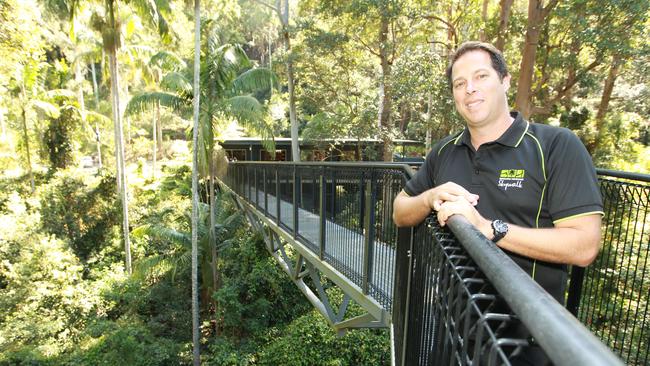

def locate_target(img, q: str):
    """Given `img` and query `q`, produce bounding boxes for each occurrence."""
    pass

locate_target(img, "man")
[393,40,603,364]
[393,40,602,337]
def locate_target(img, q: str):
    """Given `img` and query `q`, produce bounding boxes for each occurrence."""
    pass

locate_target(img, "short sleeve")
[546,129,603,223]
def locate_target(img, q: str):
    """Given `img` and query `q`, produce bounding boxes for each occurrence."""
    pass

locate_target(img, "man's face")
[451,50,511,128]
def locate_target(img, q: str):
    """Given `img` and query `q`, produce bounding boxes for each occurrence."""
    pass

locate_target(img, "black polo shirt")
[404,111,603,302]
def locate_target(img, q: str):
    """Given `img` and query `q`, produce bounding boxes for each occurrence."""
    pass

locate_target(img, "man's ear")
[502,73,512,91]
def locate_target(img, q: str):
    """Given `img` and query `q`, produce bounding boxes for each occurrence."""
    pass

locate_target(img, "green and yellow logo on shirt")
[498,169,525,191]
[500,169,525,179]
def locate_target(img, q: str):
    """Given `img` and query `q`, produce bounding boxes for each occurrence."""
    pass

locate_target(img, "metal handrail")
[597,168,650,182]
[222,161,642,365]
[447,215,623,366]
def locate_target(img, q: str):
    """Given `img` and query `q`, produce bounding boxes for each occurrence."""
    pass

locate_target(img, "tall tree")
[494,0,514,51]
[88,0,171,274]
[514,0,559,119]
[190,0,201,363]
[252,0,300,161]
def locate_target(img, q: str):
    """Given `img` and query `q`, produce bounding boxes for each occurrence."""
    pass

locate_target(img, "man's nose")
[466,81,477,95]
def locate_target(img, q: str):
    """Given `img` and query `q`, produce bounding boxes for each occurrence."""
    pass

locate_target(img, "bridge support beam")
[224,186,390,334]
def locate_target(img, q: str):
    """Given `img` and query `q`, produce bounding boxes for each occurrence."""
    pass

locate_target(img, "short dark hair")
[446,41,509,88]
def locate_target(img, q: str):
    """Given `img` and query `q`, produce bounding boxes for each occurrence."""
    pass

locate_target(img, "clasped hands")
[426,182,492,238]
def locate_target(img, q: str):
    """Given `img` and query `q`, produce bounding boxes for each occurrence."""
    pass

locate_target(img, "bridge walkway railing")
[220,162,409,333]
[219,161,646,365]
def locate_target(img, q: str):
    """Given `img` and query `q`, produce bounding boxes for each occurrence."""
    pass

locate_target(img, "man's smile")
[466,99,484,110]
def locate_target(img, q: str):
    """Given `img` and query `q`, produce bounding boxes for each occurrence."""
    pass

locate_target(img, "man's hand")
[393,182,479,227]
[436,196,492,238]
[426,182,479,211]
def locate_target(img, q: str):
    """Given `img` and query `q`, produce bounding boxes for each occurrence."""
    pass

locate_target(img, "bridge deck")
[245,185,395,309]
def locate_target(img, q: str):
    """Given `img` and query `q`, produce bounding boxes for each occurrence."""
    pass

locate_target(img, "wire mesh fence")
[224,161,411,312]
[569,171,650,366]
[223,162,646,365]
[394,217,540,365]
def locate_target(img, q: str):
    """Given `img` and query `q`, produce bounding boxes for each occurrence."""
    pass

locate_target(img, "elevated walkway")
[219,162,649,365]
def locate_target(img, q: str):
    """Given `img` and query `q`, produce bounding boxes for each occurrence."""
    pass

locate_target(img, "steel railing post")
[566,266,586,316]
[276,167,280,225]
[293,165,298,238]
[359,171,366,231]
[263,167,268,215]
[319,169,326,260]
[362,177,375,295]
[254,166,258,207]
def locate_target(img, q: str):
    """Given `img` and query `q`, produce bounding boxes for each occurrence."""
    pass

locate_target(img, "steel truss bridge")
[219,162,649,366]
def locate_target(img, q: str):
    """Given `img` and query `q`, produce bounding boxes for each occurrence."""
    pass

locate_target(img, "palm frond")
[171,250,192,282]
[161,71,193,94]
[43,89,77,100]
[30,100,60,118]
[84,110,112,125]
[74,49,102,64]
[204,44,250,95]
[149,51,186,71]
[122,44,155,60]
[132,255,172,281]
[227,96,276,153]
[132,224,191,247]
[125,91,190,117]
[231,67,278,94]
[228,95,265,122]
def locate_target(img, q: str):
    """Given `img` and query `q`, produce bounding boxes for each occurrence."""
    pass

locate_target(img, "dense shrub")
[0,210,97,361]
[40,172,120,262]
[65,322,182,366]
[214,228,312,339]
[255,312,390,366]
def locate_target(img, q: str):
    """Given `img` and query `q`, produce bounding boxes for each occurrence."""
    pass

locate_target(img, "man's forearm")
[467,212,601,266]
[437,199,602,266]
[392,191,432,227]
[492,217,601,267]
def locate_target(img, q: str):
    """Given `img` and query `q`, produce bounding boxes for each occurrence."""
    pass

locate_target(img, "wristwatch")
[491,220,509,243]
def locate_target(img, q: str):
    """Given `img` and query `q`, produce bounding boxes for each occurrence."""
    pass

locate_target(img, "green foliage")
[0,205,97,361]
[44,100,81,172]
[40,172,120,262]
[214,227,312,338]
[66,321,182,366]
[255,310,390,366]
[592,112,649,170]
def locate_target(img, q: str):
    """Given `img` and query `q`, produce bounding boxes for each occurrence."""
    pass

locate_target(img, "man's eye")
[454,81,465,89]
[478,74,488,79]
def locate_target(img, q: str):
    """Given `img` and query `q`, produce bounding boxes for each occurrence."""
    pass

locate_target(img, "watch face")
[493,220,508,234]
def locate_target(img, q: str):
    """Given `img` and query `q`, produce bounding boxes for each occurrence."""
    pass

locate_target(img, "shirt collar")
[454,111,528,148]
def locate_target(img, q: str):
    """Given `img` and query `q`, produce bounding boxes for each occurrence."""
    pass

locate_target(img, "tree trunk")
[515,0,558,119]
[561,38,581,110]
[91,61,103,169]
[268,24,274,96]
[152,102,157,180]
[107,1,131,275]
[592,55,621,153]
[399,102,410,134]
[426,92,433,149]
[480,0,490,41]
[191,0,202,364]
[20,105,35,193]
[281,2,300,162]
[75,62,87,126]
[378,12,393,162]
[495,0,514,51]
[156,102,163,158]
[209,155,219,336]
